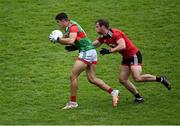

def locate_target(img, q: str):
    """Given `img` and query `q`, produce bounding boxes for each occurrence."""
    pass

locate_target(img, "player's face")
[56,20,65,28]
[95,23,103,34]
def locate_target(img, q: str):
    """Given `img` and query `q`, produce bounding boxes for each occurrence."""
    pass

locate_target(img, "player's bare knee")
[70,73,77,81]
[87,77,96,84]
[133,76,142,82]
[119,78,127,85]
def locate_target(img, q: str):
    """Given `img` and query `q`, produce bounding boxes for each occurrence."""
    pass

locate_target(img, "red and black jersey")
[98,28,138,58]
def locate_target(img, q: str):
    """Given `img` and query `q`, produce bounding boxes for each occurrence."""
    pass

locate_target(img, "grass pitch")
[0,0,180,125]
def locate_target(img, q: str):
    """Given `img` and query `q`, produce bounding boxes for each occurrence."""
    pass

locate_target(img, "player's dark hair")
[96,19,109,28]
[55,12,68,21]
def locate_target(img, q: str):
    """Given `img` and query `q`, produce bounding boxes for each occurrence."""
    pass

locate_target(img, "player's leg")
[130,51,171,90]
[129,51,155,82]
[86,64,116,93]
[62,60,87,109]
[130,65,157,82]
[119,65,137,94]
[86,64,119,107]
[70,60,87,98]
[131,65,171,90]
[119,65,143,103]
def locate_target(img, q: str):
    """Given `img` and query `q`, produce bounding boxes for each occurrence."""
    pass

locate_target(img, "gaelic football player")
[93,19,171,103]
[49,13,119,109]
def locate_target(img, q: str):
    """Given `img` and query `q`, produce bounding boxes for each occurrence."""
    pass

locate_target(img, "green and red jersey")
[98,28,138,58]
[64,20,94,51]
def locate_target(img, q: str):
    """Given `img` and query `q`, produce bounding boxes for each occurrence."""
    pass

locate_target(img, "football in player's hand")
[51,30,63,38]
[49,30,63,43]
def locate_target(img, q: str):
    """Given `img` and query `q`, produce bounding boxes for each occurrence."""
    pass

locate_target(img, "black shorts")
[122,51,142,66]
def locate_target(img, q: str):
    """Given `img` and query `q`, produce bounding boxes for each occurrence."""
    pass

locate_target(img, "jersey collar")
[107,29,113,37]
[101,29,113,38]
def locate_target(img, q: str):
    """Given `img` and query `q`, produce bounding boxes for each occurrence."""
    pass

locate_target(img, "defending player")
[49,13,119,109]
[93,19,171,103]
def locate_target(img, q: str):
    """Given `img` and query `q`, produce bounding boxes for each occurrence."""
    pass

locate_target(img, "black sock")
[134,93,142,98]
[156,76,162,82]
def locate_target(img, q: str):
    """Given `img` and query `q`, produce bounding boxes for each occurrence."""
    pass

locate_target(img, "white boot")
[62,101,78,110]
[111,90,119,107]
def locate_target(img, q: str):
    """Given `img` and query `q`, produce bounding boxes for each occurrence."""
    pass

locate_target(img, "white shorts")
[77,49,97,64]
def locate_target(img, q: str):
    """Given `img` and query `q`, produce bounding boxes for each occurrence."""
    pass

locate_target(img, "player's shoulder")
[70,23,78,27]
[70,20,78,27]
[111,28,124,37]
[111,28,123,33]
[71,24,78,28]
[70,20,78,29]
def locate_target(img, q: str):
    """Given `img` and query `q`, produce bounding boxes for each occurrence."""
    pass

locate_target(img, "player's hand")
[100,48,111,55]
[65,45,78,52]
[48,33,59,44]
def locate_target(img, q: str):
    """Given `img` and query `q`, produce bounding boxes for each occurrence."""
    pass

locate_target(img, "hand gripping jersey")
[64,20,94,52]
[98,28,138,58]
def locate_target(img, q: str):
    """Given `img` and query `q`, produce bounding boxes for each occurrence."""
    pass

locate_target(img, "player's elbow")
[121,44,126,50]
[69,39,76,45]
[117,45,126,52]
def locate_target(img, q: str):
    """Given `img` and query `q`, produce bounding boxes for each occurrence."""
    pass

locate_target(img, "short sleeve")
[114,31,123,41]
[70,25,79,33]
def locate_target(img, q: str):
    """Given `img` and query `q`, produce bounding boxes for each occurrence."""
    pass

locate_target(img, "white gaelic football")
[52,30,63,38]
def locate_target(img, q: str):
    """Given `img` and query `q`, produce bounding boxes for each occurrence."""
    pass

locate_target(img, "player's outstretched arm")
[110,38,126,53]
[92,40,103,48]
